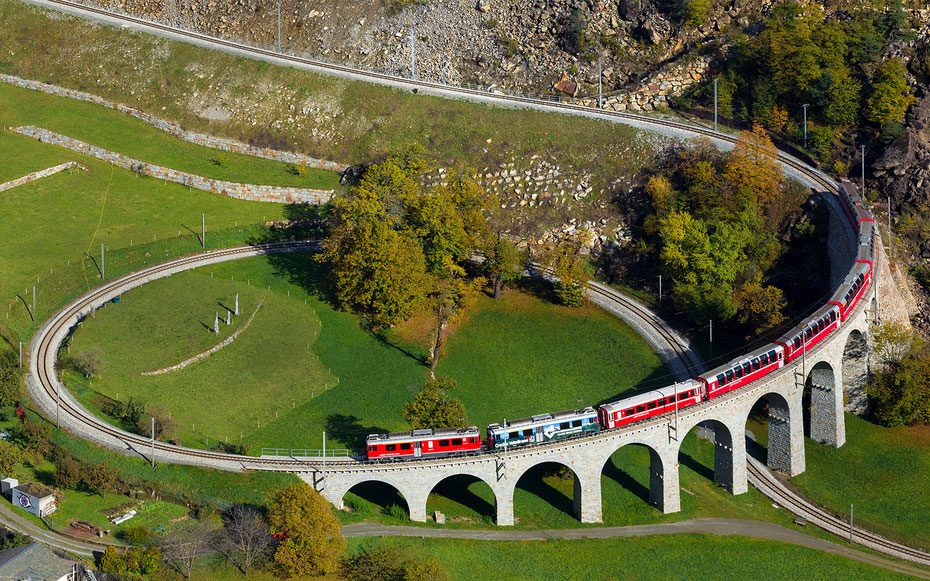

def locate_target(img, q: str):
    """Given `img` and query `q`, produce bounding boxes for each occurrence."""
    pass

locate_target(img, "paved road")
[0,501,112,557]
[343,518,930,579]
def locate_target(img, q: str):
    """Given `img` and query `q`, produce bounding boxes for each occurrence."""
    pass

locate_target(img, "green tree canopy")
[865,58,916,126]
[0,350,23,407]
[403,377,468,429]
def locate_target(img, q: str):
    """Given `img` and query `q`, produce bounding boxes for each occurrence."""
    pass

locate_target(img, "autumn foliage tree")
[268,483,344,578]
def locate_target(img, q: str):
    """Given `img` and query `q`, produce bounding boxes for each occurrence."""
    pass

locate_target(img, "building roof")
[14,483,54,500]
[0,543,75,581]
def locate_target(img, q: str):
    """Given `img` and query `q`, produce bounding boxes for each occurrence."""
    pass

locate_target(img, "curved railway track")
[21,0,930,569]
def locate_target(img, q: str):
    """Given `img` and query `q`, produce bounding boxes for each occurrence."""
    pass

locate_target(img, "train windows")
[647,401,657,410]
[734,366,743,379]
[687,390,694,398]
[572,420,583,428]
[743,363,752,375]
[508,432,518,440]
[657,398,666,406]
[760,354,768,365]
[716,373,726,385]
[522,429,533,438]
[368,446,377,452]
[439,440,450,447]
[769,350,778,362]
[451,439,463,446]
[560,422,570,430]
[752,359,760,371]
[793,337,801,350]
[623,409,634,417]
[400,443,412,450]
[636,405,646,413]
[386,444,397,451]
[725,370,734,382]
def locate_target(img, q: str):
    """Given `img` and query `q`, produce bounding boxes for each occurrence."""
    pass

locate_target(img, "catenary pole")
[277,0,281,52]
[101,243,105,280]
[802,104,808,150]
[598,53,602,109]
[713,78,718,131]
[410,29,415,80]
[151,417,156,468]
[202,213,205,248]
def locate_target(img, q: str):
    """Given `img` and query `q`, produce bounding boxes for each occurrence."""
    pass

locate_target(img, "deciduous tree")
[403,377,468,430]
[483,233,522,299]
[223,504,271,576]
[866,58,916,126]
[0,350,23,407]
[268,483,344,578]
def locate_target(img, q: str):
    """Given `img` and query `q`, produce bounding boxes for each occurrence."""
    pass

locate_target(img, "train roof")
[367,426,479,444]
[487,407,597,432]
[699,343,782,382]
[776,303,840,346]
[599,380,702,413]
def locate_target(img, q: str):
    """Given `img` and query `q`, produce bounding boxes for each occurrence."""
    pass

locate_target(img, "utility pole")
[709,319,713,360]
[713,78,718,132]
[101,243,105,280]
[32,286,35,319]
[270,0,281,52]
[888,196,892,261]
[322,430,326,478]
[202,213,206,248]
[409,29,416,80]
[658,275,662,306]
[18,342,22,368]
[598,53,603,110]
[850,503,854,543]
[151,417,156,468]
[802,104,809,150]
[56,384,60,429]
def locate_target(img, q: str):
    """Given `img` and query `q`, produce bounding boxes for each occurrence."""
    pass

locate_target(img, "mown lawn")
[65,254,668,454]
[344,535,913,581]
[792,413,930,552]
[0,83,341,189]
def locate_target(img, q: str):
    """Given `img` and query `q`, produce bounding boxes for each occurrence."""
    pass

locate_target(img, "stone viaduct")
[297,188,879,526]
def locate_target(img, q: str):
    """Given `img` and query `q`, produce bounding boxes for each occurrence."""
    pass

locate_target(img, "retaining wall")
[0,74,347,173]
[12,126,332,205]
[0,161,87,193]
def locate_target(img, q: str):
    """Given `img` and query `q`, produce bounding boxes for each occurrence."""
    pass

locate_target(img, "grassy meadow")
[65,254,668,453]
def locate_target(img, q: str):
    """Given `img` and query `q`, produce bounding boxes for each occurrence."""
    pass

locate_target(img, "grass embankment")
[792,414,930,552]
[344,535,913,581]
[0,1,652,196]
[66,255,667,453]
[0,82,341,189]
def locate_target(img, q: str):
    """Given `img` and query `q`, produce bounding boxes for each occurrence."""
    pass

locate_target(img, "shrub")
[53,456,81,489]
[342,543,450,581]
[120,525,149,545]
[564,9,587,54]
[386,504,408,521]
[72,347,104,378]
[681,0,710,27]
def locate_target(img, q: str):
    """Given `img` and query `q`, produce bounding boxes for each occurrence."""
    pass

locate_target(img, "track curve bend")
[19,0,930,569]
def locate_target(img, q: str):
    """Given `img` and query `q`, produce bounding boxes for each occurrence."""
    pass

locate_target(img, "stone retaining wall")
[12,126,332,205]
[141,298,264,376]
[0,161,87,193]
[0,74,347,173]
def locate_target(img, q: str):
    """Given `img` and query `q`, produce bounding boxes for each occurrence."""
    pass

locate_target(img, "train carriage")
[598,380,703,430]
[776,303,842,363]
[366,427,481,460]
[699,344,785,400]
[486,407,599,450]
[828,262,870,321]
[839,180,873,229]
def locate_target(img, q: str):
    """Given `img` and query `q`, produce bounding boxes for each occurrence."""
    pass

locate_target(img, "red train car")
[598,380,703,430]
[366,427,481,461]
[699,344,785,400]
[776,303,841,363]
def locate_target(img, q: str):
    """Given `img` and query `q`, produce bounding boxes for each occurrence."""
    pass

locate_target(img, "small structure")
[554,72,578,97]
[0,479,18,496]
[0,543,76,581]
[12,483,56,518]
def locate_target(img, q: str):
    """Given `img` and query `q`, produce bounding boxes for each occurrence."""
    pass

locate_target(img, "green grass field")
[792,413,930,552]
[344,535,913,581]
[65,254,668,453]
[0,83,341,189]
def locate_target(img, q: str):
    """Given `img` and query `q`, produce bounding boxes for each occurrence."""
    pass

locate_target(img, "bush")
[386,504,408,521]
[120,525,149,545]
[868,336,930,427]
[680,0,710,26]
[72,347,104,378]
[0,351,23,407]
[342,543,450,581]
[53,456,81,489]
[564,9,587,54]
[108,396,147,427]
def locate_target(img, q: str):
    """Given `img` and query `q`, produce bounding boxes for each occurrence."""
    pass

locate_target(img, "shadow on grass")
[324,414,388,451]
[678,450,714,482]
[602,456,650,505]
[345,481,409,517]
[260,247,339,308]
[511,276,559,305]
[370,327,428,367]
[428,475,496,520]
[515,462,576,521]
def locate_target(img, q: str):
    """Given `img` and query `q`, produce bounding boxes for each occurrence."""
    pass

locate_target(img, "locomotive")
[366,180,875,461]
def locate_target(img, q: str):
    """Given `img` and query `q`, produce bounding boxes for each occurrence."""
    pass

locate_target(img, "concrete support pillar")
[649,448,680,514]
[404,487,430,523]
[768,394,806,476]
[712,422,735,493]
[809,362,845,448]
[494,482,515,527]
[573,471,602,523]
[729,424,748,495]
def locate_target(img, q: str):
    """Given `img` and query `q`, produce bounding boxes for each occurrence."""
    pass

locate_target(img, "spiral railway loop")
[22,0,930,569]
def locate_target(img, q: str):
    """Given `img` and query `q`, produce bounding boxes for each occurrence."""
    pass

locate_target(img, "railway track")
[21,0,928,570]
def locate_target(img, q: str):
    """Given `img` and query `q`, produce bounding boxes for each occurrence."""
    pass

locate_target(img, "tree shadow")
[369,328,428,366]
[259,249,339,308]
[515,463,575,520]
[324,413,388,451]
[601,455,651,504]
[511,276,559,305]
[428,475,495,520]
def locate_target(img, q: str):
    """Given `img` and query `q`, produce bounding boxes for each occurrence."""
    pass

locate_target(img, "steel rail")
[22,0,928,568]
